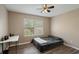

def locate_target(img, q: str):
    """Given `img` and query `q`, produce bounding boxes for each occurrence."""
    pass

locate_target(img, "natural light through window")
[24,19,44,36]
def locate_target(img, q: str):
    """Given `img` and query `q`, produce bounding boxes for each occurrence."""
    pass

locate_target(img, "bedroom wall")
[8,11,51,43]
[0,5,8,40]
[51,8,79,49]
[0,5,8,53]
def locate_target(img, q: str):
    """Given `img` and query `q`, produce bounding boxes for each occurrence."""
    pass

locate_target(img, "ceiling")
[5,4,79,17]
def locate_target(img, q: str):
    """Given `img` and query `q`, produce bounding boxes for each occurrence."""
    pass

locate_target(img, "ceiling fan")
[38,4,54,13]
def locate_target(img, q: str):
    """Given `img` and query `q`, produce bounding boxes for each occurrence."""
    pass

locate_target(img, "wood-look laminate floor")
[9,43,78,54]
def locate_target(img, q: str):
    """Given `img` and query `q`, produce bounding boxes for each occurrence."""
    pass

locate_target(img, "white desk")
[0,35,19,43]
[0,35,19,54]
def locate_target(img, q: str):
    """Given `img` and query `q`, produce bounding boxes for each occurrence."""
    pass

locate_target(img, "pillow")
[34,38,47,44]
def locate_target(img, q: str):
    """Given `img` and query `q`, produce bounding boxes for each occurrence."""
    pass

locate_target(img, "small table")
[0,35,19,54]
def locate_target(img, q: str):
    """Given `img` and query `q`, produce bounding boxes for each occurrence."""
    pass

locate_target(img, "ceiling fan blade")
[48,6,54,9]
[47,10,51,12]
[41,9,50,13]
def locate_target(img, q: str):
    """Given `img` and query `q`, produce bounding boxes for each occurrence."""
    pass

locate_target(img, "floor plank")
[9,43,78,54]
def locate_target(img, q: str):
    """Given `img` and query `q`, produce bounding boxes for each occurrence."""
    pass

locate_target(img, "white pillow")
[34,38,47,44]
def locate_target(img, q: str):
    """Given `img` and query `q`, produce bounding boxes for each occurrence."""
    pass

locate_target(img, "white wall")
[51,8,79,49]
[0,5,8,39]
[8,12,51,43]
[0,5,8,53]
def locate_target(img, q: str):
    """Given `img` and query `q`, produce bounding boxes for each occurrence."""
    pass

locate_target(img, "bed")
[31,36,64,52]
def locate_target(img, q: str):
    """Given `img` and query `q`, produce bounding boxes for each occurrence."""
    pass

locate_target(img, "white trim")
[64,43,79,50]
[18,42,30,45]
[10,42,30,47]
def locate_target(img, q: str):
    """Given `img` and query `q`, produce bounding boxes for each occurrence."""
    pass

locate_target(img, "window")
[24,19,43,36]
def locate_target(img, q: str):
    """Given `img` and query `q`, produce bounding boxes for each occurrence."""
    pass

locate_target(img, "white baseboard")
[64,43,79,50]
[10,42,30,47]
[18,42,30,45]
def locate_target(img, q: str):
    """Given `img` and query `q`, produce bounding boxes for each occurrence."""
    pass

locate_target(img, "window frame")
[24,19,44,37]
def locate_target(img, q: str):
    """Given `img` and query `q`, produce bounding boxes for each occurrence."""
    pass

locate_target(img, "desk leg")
[16,41,18,54]
[8,42,10,53]
[2,43,3,54]
[2,43,9,54]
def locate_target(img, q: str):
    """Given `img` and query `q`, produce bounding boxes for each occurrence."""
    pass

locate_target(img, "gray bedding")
[32,36,64,52]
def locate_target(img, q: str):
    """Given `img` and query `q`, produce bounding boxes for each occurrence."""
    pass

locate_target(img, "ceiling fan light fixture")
[40,4,54,13]
[41,9,48,13]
